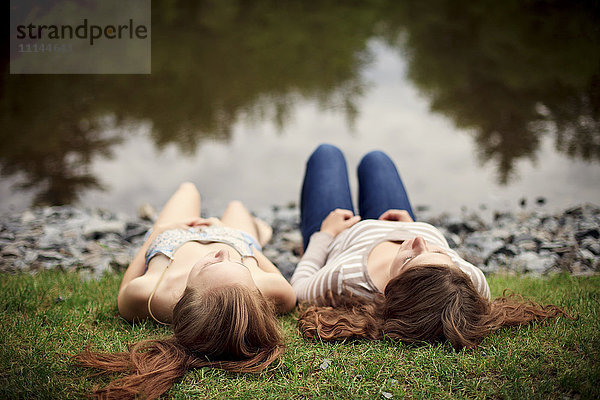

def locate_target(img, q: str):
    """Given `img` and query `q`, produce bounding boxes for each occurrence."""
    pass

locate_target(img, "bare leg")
[220,201,272,246]
[154,182,201,227]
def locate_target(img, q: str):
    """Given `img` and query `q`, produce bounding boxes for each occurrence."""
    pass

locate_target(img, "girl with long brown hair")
[76,182,296,399]
[291,144,569,350]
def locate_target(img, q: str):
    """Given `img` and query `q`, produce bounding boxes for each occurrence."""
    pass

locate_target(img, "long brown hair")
[298,265,571,350]
[75,285,284,399]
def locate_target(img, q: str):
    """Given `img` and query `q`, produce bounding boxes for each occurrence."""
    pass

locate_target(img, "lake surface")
[2,1,599,216]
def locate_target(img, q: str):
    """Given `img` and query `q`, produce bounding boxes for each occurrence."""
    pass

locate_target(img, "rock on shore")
[1,204,598,279]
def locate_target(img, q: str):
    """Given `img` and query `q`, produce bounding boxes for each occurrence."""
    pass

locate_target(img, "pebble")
[319,358,332,370]
[0,203,598,279]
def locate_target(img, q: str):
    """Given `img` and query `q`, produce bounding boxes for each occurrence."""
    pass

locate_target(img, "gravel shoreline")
[1,204,598,280]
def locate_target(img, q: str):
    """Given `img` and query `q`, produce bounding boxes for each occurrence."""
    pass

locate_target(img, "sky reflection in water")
[77,42,600,216]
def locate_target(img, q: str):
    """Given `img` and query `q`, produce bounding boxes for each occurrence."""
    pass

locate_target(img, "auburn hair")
[298,264,571,350]
[75,285,284,399]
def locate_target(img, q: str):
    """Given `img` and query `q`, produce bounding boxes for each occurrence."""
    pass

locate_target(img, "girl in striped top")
[291,144,569,349]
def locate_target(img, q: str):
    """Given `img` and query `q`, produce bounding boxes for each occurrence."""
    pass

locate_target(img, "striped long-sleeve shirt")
[291,220,490,302]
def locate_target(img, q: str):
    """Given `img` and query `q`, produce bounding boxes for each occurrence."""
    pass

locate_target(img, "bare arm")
[252,251,296,313]
[117,277,152,322]
[119,233,156,293]
[117,226,170,321]
[260,274,297,313]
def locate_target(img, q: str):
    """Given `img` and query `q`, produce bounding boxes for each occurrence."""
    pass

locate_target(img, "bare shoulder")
[256,273,297,313]
[251,251,281,274]
[117,275,154,322]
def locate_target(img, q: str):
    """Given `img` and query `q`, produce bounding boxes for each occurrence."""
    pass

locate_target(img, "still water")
[2,1,599,216]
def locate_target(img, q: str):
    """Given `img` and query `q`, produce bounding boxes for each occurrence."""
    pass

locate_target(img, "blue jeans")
[300,144,415,249]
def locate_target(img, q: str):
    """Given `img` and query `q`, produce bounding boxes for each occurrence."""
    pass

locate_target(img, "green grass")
[1,271,598,399]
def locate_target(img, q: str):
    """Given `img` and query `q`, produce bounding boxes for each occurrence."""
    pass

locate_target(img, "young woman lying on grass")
[76,182,296,400]
[291,144,570,349]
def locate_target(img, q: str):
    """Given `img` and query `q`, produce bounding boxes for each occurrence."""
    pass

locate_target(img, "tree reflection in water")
[1,0,598,205]
[382,0,600,182]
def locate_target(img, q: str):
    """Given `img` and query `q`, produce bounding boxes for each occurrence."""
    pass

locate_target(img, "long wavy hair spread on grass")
[75,285,284,400]
[298,264,572,350]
